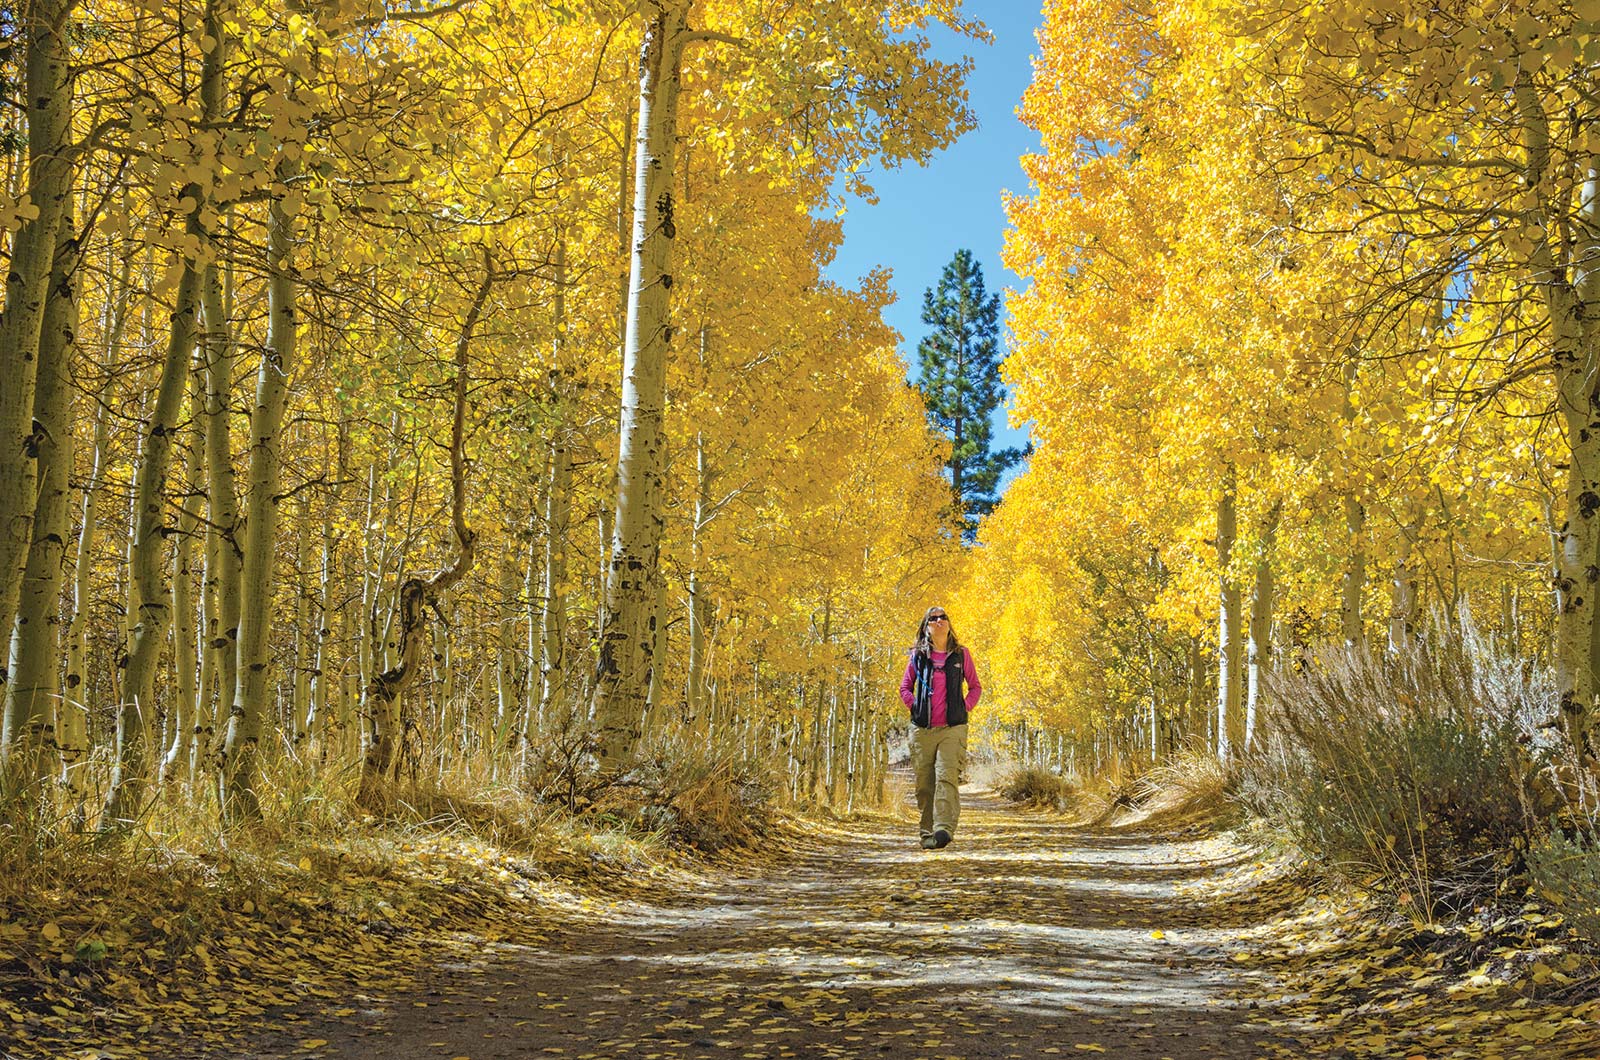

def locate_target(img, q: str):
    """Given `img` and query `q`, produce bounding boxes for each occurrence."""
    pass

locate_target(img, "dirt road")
[227,790,1304,1060]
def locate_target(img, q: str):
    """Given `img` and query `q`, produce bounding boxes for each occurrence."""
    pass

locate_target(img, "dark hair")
[911,604,961,658]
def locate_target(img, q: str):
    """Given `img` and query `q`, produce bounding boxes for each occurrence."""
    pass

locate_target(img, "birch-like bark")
[2,217,78,783]
[1215,467,1243,764]
[1389,512,1423,654]
[220,159,299,822]
[539,439,572,729]
[159,383,204,786]
[1515,72,1600,770]
[292,504,313,746]
[199,9,240,762]
[1244,500,1281,753]
[0,0,75,672]
[536,239,572,744]
[62,244,131,774]
[308,502,334,756]
[61,382,110,808]
[686,430,712,727]
[103,250,204,827]
[521,529,540,757]
[194,522,219,784]
[201,256,241,720]
[494,550,520,768]
[593,0,694,770]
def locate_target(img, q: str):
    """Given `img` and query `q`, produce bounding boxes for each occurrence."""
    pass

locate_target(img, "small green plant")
[1529,826,1600,945]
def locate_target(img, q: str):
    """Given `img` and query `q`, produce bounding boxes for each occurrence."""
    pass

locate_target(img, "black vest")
[909,647,968,728]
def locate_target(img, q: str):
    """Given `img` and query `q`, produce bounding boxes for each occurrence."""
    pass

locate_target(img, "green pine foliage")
[915,249,1024,538]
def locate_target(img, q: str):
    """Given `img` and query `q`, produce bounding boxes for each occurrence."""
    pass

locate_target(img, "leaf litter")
[4,790,1597,1059]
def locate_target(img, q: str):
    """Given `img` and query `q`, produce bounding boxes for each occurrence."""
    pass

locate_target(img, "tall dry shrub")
[1242,627,1557,917]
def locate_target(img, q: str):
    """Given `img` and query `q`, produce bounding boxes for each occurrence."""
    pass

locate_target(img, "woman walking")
[900,605,982,849]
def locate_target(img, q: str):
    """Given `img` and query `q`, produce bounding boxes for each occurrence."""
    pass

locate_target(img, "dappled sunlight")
[246,798,1304,1059]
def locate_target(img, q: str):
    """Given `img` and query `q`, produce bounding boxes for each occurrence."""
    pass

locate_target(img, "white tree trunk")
[1516,76,1600,771]
[2,217,78,783]
[292,504,313,747]
[539,439,572,728]
[0,0,74,679]
[201,256,242,729]
[1215,467,1243,764]
[1389,512,1423,654]
[593,0,693,770]
[61,383,110,809]
[495,550,520,772]
[159,394,204,787]
[308,504,334,757]
[535,238,571,749]
[686,430,712,728]
[1244,501,1280,753]
[103,254,203,826]
[221,161,299,821]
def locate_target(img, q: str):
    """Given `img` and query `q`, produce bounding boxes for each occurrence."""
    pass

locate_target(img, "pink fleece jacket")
[900,646,982,727]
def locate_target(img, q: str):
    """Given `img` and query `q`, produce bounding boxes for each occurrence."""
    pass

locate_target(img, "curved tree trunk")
[358,255,490,808]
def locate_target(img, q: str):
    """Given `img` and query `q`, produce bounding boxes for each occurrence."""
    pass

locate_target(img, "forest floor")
[7,786,1600,1060]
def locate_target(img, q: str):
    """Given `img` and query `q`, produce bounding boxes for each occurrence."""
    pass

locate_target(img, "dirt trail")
[230,790,1306,1060]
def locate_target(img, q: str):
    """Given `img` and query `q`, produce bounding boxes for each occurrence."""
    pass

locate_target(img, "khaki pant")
[911,723,967,836]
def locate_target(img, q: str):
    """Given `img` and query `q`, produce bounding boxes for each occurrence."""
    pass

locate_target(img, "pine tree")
[915,249,1022,538]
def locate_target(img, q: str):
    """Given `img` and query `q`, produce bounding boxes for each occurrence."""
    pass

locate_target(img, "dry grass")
[993,763,1078,811]
[1240,627,1559,920]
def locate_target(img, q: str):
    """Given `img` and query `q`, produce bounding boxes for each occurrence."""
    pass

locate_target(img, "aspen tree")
[358,255,490,806]
[0,0,75,694]
[685,428,712,726]
[201,252,242,715]
[1244,501,1280,751]
[103,242,206,826]
[2,217,78,784]
[539,439,573,725]
[219,152,299,821]
[61,389,109,808]
[158,378,204,787]
[1215,467,1243,764]
[594,0,695,769]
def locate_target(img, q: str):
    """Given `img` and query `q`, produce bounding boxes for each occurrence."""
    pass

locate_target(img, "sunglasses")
[928,614,948,622]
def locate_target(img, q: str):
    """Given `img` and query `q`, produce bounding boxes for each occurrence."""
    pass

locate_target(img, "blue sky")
[821,4,1046,481]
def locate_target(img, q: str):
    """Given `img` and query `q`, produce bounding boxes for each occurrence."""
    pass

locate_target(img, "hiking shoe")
[920,834,938,849]
[932,829,952,849]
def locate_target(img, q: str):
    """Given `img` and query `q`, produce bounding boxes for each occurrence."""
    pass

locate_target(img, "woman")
[900,605,981,850]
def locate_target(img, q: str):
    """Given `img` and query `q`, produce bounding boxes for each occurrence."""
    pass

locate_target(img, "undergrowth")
[0,738,797,1057]
[994,763,1077,809]
[1241,627,1593,932]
